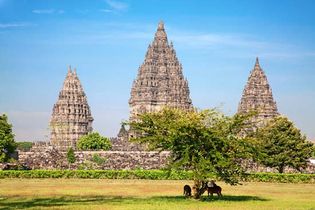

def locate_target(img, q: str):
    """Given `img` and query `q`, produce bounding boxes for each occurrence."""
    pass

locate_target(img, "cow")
[183,184,192,197]
[207,180,222,197]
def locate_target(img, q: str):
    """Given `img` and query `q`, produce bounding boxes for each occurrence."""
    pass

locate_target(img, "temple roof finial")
[158,21,164,30]
[255,57,260,67]
[68,65,72,73]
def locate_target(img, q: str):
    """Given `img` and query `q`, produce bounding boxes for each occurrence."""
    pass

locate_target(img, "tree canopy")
[77,132,112,151]
[255,116,314,173]
[0,114,17,163]
[128,108,254,198]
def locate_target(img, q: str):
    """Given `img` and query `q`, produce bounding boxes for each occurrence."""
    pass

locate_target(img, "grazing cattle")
[207,180,222,197]
[183,185,192,197]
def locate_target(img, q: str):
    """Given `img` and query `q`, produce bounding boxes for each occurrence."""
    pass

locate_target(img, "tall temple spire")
[238,58,278,128]
[129,21,192,120]
[50,67,93,150]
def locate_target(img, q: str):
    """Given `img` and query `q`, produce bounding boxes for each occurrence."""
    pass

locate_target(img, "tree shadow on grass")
[0,194,268,209]
[201,195,269,202]
[149,195,268,202]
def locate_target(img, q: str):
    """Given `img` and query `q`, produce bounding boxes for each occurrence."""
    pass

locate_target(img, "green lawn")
[0,179,314,209]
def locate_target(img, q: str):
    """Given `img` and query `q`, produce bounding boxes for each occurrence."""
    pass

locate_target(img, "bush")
[91,154,107,165]
[77,132,111,151]
[0,170,314,183]
[16,142,33,152]
[244,173,315,183]
[66,148,76,164]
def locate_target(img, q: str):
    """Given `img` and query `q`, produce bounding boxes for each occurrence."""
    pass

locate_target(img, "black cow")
[183,185,192,197]
[207,180,222,197]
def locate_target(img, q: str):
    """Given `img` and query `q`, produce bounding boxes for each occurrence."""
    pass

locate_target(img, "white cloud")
[168,30,315,60]
[32,9,65,14]
[32,9,55,14]
[0,23,26,28]
[76,9,90,14]
[100,0,128,13]
[100,9,113,13]
[260,51,315,59]
[106,0,128,11]
[170,32,269,50]
[0,22,34,29]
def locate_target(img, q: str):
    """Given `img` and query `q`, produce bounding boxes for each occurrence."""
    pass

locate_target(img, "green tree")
[129,108,253,199]
[16,141,33,152]
[0,114,17,163]
[77,132,111,151]
[255,116,314,173]
[66,147,76,166]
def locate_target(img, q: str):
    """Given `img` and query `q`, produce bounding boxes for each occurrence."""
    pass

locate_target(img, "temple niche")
[50,66,93,150]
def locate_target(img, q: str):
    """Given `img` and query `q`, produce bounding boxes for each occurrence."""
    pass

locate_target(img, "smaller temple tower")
[238,58,279,128]
[50,66,93,150]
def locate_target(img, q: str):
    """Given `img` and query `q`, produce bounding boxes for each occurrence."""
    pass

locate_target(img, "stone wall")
[18,148,170,170]
[16,146,315,173]
[110,137,144,151]
[18,144,315,173]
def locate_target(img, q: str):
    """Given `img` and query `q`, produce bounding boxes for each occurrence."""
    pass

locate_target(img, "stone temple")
[238,58,278,127]
[50,66,93,150]
[129,21,192,120]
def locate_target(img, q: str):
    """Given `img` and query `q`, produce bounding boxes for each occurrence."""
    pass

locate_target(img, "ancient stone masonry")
[129,21,192,121]
[16,149,315,173]
[50,66,93,150]
[111,125,144,151]
[238,58,279,128]
[18,150,170,170]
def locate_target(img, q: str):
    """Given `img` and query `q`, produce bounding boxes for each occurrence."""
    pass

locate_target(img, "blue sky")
[0,0,314,141]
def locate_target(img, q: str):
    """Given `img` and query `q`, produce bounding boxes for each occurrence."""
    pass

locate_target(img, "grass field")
[0,179,314,210]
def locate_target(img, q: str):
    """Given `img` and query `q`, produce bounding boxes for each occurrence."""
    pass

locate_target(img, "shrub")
[77,132,111,151]
[91,154,107,165]
[66,148,76,167]
[244,173,315,183]
[16,142,33,152]
[0,170,314,183]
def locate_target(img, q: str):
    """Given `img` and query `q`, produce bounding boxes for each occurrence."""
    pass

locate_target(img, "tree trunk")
[192,180,207,199]
[278,165,285,173]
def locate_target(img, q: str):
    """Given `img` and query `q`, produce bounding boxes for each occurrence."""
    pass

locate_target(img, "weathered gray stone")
[18,149,170,170]
[16,149,315,173]
[129,21,192,121]
[50,66,93,150]
[238,58,278,128]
